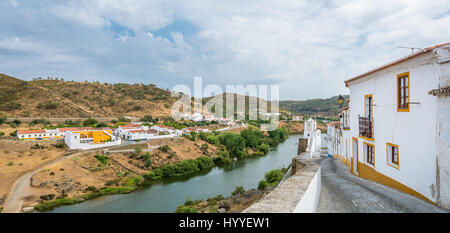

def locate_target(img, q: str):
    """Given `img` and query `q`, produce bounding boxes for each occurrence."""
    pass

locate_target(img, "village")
[14,114,241,150]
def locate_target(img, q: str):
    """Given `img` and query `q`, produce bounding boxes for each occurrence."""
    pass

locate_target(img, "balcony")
[359,116,373,139]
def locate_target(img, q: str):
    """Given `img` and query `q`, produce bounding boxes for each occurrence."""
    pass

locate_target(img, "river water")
[49,134,325,213]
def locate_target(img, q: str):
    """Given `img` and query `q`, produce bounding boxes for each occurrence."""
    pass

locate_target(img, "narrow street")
[317,155,447,213]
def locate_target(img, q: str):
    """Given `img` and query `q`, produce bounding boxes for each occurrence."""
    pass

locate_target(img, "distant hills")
[279,95,349,118]
[0,73,346,119]
[0,74,179,118]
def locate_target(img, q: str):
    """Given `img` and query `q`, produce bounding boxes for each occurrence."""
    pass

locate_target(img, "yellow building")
[74,129,113,143]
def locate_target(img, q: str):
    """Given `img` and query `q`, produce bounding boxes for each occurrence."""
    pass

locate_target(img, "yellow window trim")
[386,142,400,170]
[363,141,375,168]
[358,135,374,141]
[352,137,359,174]
[363,94,374,140]
[397,72,410,112]
[364,94,373,118]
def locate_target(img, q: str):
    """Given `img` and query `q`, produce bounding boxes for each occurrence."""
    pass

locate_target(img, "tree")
[83,118,98,126]
[0,115,7,124]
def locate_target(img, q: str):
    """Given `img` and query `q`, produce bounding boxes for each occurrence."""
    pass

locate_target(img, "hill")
[0,74,180,118]
[279,95,349,118]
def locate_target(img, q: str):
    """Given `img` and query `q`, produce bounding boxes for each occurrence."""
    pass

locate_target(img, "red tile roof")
[129,130,147,133]
[58,127,95,132]
[345,42,450,87]
[326,121,340,127]
[18,130,46,134]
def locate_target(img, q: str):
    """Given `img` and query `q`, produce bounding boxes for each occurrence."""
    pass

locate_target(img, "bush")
[44,102,58,110]
[83,118,98,126]
[0,115,7,124]
[213,156,232,165]
[140,115,153,122]
[134,147,143,154]
[159,145,170,153]
[10,130,17,137]
[196,156,214,169]
[53,142,66,149]
[94,154,108,165]
[12,119,21,125]
[231,186,245,196]
[95,122,108,128]
[7,161,13,166]
[256,143,270,155]
[264,168,285,186]
[123,176,144,187]
[144,157,214,180]
[258,180,269,190]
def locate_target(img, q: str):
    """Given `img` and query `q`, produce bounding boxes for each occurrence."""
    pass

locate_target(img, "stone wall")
[243,153,321,213]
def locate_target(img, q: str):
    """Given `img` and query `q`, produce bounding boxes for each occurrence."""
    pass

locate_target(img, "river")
[49,134,325,213]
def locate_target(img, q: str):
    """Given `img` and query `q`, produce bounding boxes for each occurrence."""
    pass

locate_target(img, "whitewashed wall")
[348,51,441,202]
[435,45,450,208]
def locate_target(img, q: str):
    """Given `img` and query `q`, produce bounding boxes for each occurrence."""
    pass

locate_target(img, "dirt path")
[1,151,83,213]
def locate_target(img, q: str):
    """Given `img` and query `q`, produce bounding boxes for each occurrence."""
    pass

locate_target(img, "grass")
[34,186,136,212]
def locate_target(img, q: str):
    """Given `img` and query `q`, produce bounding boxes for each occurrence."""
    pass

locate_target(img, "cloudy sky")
[1,0,449,100]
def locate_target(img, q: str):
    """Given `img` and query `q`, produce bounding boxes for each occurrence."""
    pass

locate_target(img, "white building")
[191,112,204,122]
[340,42,450,207]
[115,124,148,138]
[303,118,321,158]
[292,115,303,121]
[64,129,121,150]
[17,127,96,140]
[122,129,159,141]
[151,125,175,134]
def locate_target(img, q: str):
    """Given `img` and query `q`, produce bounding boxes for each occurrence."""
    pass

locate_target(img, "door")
[352,138,358,175]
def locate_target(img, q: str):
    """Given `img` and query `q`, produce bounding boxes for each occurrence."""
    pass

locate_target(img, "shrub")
[95,122,108,128]
[44,102,58,110]
[7,161,13,166]
[94,154,109,165]
[196,156,214,169]
[83,118,98,126]
[231,186,245,196]
[10,130,17,137]
[258,180,269,190]
[159,145,170,153]
[123,176,144,188]
[0,115,7,124]
[256,143,270,155]
[134,147,143,154]
[264,168,285,186]
[12,119,21,125]
[53,142,66,149]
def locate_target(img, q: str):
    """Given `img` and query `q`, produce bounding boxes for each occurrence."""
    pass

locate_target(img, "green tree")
[83,118,98,126]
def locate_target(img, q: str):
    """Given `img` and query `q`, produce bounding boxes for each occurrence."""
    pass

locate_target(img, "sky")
[0,0,449,100]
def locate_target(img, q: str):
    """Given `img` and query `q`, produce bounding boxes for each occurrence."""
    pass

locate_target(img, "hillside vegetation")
[0,74,180,118]
[279,95,349,117]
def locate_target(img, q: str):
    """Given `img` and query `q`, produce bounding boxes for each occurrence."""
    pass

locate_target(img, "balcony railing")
[359,116,373,138]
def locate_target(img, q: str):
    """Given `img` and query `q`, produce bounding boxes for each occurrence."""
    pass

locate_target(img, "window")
[386,143,399,168]
[364,142,375,166]
[364,94,373,120]
[397,72,410,112]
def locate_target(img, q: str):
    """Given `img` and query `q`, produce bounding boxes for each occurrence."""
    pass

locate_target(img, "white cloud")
[1,0,449,99]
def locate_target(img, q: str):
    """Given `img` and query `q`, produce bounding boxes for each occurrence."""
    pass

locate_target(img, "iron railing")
[359,116,373,138]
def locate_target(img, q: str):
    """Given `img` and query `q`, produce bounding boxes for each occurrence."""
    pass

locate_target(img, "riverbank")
[175,167,288,213]
[26,128,288,212]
